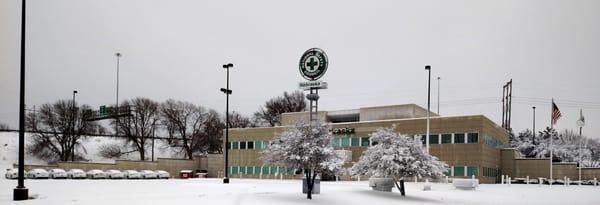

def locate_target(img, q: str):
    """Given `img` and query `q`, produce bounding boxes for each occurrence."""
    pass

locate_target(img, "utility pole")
[115,52,122,138]
[437,77,440,115]
[532,106,536,145]
[221,63,233,184]
[14,0,29,200]
[72,90,77,161]
[425,65,431,152]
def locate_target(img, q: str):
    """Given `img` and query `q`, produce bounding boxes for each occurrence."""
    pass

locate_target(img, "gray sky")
[1,0,599,138]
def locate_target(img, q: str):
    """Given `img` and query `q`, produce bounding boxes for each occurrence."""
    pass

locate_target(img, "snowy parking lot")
[1,178,599,205]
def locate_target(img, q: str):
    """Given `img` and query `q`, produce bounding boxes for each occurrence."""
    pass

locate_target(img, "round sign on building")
[299,48,328,81]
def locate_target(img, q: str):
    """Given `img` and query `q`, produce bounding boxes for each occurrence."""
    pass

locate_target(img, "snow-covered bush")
[351,126,448,196]
[261,122,343,199]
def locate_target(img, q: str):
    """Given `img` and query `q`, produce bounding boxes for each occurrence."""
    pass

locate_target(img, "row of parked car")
[5,168,170,179]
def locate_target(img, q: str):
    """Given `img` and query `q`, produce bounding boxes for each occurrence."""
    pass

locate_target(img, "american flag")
[552,102,562,125]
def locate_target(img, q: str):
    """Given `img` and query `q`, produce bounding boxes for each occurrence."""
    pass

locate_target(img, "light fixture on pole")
[221,63,233,184]
[425,65,431,153]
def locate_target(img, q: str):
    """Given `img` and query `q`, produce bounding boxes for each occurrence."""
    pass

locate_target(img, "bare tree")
[197,109,225,154]
[253,90,306,126]
[161,99,206,159]
[26,100,103,162]
[115,98,160,161]
[0,122,9,130]
[228,111,254,128]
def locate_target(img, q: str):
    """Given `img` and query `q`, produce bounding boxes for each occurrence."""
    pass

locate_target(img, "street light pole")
[14,0,29,200]
[115,52,121,137]
[221,63,233,184]
[425,65,431,153]
[532,106,536,145]
[72,90,77,161]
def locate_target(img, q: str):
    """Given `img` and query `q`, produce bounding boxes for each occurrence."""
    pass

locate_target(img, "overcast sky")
[1,0,599,138]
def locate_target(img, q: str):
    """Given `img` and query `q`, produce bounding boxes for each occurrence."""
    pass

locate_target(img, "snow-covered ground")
[1,178,599,205]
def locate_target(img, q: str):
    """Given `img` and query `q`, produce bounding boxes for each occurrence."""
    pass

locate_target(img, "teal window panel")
[271,166,278,174]
[454,166,465,176]
[240,141,247,149]
[467,166,478,177]
[255,141,263,149]
[262,166,270,174]
[255,166,261,174]
[226,142,231,150]
[232,141,239,149]
[350,137,360,147]
[468,133,478,143]
[332,138,340,147]
[231,166,238,174]
[239,166,246,174]
[263,141,270,149]
[246,166,254,174]
[454,134,465,144]
[247,141,254,149]
[361,137,370,146]
[441,134,452,144]
[429,135,439,144]
[341,137,350,147]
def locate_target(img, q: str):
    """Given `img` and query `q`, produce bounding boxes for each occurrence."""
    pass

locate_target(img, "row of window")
[420,133,479,145]
[483,135,504,149]
[227,140,271,150]
[482,167,499,177]
[229,166,297,175]
[444,166,479,177]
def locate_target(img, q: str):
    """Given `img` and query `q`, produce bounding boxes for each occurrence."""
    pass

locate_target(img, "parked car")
[140,170,158,179]
[67,169,86,179]
[123,170,141,179]
[105,170,124,179]
[49,169,68,179]
[156,170,170,179]
[27,169,49,179]
[87,169,106,179]
[5,168,26,179]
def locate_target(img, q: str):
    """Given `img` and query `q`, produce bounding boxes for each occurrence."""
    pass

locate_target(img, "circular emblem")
[299,48,328,81]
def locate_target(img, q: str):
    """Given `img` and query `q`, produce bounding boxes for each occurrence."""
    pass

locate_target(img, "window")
[454,166,465,176]
[271,166,278,174]
[361,137,370,146]
[429,134,439,144]
[255,141,263,150]
[262,166,270,175]
[341,137,350,147]
[468,133,478,143]
[239,166,246,174]
[263,141,270,149]
[231,166,238,174]
[332,138,341,147]
[441,134,452,144]
[255,166,261,174]
[421,135,427,144]
[351,137,360,147]
[246,166,254,174]
[247,141,254,149]
[232,141,239,149]
[226,142,231,150]
[467,166,478,177]
[443,168,451,176]
[454,133,465,144]
[240,141,247,149]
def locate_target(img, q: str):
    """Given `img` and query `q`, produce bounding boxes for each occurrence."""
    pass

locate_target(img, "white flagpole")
[550,99,553,184]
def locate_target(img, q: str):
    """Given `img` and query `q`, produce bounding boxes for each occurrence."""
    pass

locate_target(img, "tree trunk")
[394,178,405,196]
[306,169,312,200]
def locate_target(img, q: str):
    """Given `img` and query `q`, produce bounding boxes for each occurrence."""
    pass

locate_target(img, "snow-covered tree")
[351,127,448,196]
[261,122,343,200]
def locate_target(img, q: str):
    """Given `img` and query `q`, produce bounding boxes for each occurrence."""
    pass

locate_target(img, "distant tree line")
[22,90,306,162]
[509,127,600,167]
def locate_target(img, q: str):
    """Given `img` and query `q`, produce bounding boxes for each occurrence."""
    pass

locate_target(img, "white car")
[87,169,106,179]
[27,169,49,179]
[124,170,141,179]
[49,169,67,179]
[67,169,86,179]
[156,170,170,179]
[5,168,26,179]
[140,170,158,179]
[105,170,125,179]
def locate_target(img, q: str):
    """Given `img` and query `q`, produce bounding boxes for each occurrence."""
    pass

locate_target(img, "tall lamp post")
[437,77,440,115]
[577,109,585,184]
[425,65,431,152]
[14,0,29,201]
[71,90,78,161]
[114,52,122,137]
[221,63,233,184]
[532,106,536,145]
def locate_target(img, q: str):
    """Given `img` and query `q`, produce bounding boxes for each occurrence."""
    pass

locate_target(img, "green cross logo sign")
[299,48,328,81]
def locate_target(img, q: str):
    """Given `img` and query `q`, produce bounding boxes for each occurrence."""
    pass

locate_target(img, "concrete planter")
[369,177,395,192]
